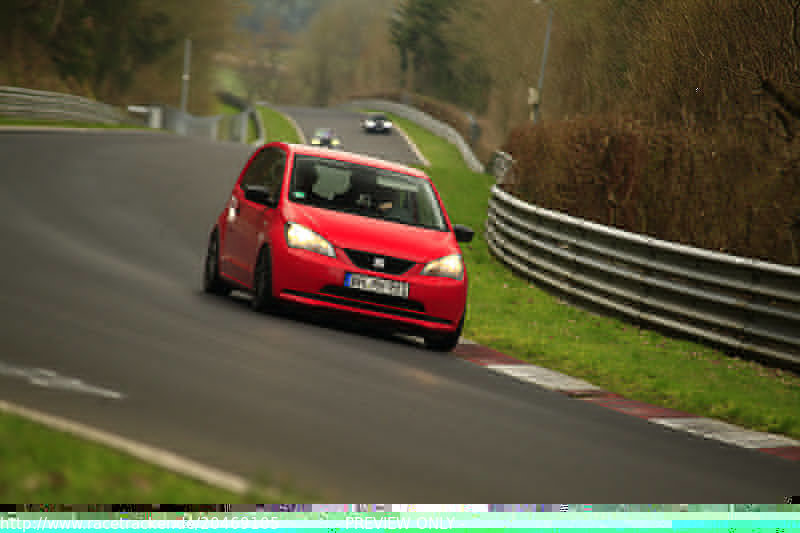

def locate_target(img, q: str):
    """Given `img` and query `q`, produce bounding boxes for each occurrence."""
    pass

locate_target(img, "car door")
[223,146,287,286]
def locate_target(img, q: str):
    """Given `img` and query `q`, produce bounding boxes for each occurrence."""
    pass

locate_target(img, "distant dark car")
[361,114,393,134]
[310,128,342,149]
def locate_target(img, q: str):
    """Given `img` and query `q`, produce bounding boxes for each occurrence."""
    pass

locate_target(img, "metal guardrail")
[153,104,261,145]
[0,85,262,146]
[486,183,800,367]
[0,86,141,125]
[345,99,484,173]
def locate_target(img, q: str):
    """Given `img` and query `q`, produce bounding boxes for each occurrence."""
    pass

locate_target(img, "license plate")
[345,273,409,298]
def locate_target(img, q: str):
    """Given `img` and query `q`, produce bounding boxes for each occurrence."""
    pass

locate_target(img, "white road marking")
[392,125,431,167]
[0,361,124,400]
[0,399,254,495]
[651,417,800,449]
[486,364,603,392]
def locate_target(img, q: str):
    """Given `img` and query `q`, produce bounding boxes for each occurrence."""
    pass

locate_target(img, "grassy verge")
[256,105,302,144]
[0,409,316,500]
[0,117,145,129]
[386,113,800,441]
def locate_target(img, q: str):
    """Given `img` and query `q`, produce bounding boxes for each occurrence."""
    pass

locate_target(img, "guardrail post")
[740,259,758,351]
[238,112,248,143]
[571,221,585,299]
[639,238,655,324]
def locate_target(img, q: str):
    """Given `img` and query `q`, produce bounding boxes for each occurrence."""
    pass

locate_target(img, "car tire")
[424,315,464,352]
[251,246,276,313]
[203,231,231,296]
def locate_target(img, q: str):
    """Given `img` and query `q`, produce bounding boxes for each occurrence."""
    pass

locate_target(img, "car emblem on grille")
[373,257,385,269]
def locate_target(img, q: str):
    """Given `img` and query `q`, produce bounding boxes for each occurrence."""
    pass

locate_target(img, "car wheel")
[203,231,231,296]
[251,247,275,312]
[424,315,464,352]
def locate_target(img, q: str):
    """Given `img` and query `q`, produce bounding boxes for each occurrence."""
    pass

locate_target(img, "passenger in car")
[333,169,375,212]
[292,161,327,206]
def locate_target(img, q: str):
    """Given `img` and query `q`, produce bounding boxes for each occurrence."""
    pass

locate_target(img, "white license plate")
[345,273,409,298]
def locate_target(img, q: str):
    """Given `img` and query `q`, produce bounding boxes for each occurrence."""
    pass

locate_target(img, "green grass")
[0,410,318,501]
[0,117,145,129]
[386,112,800,441]
[256,105,302,144]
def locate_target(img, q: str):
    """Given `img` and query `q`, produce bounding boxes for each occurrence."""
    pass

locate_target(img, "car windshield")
[289,155,448,231]
[314,129,332,138]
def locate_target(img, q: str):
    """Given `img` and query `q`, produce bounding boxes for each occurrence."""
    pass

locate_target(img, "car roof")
[278,143,431,181]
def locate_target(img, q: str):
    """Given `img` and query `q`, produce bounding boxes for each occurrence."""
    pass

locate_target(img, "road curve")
[1,128,798,500]
[274,105,422,167]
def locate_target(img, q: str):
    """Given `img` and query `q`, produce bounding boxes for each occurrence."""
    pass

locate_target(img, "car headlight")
[285,223,335,257]
[331,139,341,146]
[421,254,464,280]
[384,121,392,128]
[365,120,375,127]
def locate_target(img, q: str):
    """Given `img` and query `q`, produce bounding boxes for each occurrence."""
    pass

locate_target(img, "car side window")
[240,147,287,202]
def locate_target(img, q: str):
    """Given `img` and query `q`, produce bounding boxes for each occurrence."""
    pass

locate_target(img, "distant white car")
[361,114,393,134]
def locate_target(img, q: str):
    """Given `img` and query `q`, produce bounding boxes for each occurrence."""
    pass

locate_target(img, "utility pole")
[532,2,554,123]
[179,38,192,113]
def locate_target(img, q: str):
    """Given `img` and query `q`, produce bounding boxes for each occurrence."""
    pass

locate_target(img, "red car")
[203,142,474,351]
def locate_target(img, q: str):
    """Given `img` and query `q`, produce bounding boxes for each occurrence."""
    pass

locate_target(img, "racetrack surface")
[1,128,798,500]
[274,105,422,167]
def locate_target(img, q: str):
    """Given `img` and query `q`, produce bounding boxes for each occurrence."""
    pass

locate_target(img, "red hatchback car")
[203,142,474,351]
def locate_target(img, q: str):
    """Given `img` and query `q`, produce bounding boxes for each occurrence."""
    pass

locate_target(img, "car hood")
[285,203,458,263]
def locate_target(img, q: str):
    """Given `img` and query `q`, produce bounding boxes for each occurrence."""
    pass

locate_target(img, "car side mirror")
[243,185,276,207]
[453,224,474,243]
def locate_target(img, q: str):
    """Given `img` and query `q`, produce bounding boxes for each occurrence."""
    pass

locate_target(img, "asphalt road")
[274,105,422,167]
[1,126,798,500]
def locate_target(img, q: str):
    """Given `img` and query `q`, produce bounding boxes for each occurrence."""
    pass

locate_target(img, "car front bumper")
[272,246,466,334]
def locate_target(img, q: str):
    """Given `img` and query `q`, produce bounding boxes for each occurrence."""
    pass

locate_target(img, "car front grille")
[344,249,415,275]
